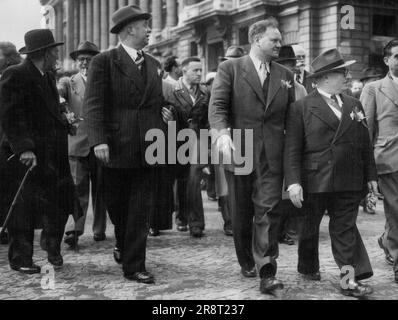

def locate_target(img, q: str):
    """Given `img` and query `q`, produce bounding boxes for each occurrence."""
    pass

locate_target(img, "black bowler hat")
[275,45,297,62]
[110,5,151,34]
[19,29,64,54]
[307,48,356,78]
[70,41,100,60]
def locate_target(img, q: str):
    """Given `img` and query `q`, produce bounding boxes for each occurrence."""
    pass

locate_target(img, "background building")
[40,0,398,78]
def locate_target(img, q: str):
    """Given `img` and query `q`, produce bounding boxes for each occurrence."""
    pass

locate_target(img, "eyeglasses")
[332,68,349,76]
[77,57,92,63]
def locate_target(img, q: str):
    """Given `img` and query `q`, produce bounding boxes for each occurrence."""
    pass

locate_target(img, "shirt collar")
[317,88,343,106]
[249,51,270,73]
[182,78,197,93]
[121,43,141,61]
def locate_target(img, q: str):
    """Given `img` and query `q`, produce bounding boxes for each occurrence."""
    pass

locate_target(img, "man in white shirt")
[284,48,378,298]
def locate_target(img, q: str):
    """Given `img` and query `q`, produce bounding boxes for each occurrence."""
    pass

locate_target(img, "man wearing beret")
[284,48,378,297]
[58,41,108,248]
[84,5,172,284]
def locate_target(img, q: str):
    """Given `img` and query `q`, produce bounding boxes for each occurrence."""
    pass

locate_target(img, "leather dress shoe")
[10,264,41,274]
[300,271,321,281]
[241,267,257,278]
[190,227,203,238]
[340,281,373,298]
[224,228,233,236]
[113,247,122,264]
[64,233,78,249]
[48,255,63,268]
[378,236,394,266]
[149,228,160,237]
[93,233,106,241]
[177,225,188,232]
[260,276,284,294]
[279,234,295,245]
[125,271,155,284]
[0,230,9,245]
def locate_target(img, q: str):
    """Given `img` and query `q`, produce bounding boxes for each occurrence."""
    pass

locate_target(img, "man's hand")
[216,134,235,160]
[367,180,378,194]
[19,151,37,168]
[162,107,174,123]
[94,144,110,164]
[288,184,304,208]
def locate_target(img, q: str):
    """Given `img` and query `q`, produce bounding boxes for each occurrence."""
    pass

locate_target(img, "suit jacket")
[209,55,295,174]
[0,59,76,222]
[83,45,166,168]
[360,74,398,174]
[58,73,90,157]
[284,90,377,193]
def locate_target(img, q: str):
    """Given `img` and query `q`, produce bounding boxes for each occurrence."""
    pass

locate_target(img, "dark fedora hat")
[70,41,100,60]
[275,45,297,62]
[308,48,355,78]
[219,46,245,62]
[19,29,64,54]
[360,67,384,82]
[110,5,151,34]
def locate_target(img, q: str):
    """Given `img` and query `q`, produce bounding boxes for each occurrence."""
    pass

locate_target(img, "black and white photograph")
[0,0,398,305]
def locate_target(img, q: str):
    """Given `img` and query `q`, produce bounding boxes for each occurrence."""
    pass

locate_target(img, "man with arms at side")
[360,39,398,278]
[209,18,295,294]
[285,49,378,298]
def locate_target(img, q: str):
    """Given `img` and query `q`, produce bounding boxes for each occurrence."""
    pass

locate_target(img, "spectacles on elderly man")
[77,57,92,63]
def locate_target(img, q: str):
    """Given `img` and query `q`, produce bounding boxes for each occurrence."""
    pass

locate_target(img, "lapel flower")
[350,106,368,127]
[281,79,292,89]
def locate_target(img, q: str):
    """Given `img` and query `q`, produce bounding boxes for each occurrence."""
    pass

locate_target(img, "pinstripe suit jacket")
[83,45,166,168]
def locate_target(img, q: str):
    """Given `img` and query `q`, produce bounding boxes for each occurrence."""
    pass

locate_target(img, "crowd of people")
[0,4,398,299]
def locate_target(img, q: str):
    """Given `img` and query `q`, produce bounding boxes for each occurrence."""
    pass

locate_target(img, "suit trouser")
[298,191,373,280]
[65,153,107,236]
[103,167,153,275]
[225,162,282,277]
[379,171,398,272]
[175,164,205,230]
[8,197,68,267]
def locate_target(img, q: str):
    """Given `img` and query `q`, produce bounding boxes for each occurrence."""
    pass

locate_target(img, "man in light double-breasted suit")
[361,39,398,283]
[58,41,108,248]
[209,18,295,294]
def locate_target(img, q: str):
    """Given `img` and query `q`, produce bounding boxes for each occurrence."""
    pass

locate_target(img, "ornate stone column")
[109,0,118,47]
[79,0,87,42]
[166,0,177,27]
[66,0,74,55]
[73,0,79,47]
[86,0,93,42]
[100,0,109,49]
[152,0,163,32]
[55,2,63,43]
[93,0,101,47]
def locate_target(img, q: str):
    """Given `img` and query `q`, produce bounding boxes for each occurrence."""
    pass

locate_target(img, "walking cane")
[0,156,34,238]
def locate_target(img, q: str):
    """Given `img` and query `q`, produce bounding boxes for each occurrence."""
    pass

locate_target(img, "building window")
[239,26,249,45]
[190,41,198,56]
[373,14,397,37]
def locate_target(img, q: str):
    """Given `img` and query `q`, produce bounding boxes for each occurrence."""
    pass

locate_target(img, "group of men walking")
[0,3,398,299]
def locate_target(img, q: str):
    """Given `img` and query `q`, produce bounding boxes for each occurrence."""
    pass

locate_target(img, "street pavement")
[0,193,398,300]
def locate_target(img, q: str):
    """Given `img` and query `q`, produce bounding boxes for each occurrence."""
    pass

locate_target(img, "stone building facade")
[40,0,398,78]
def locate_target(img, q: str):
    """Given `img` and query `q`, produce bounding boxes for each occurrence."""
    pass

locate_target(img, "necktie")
[259,62,268,86]
[135,50,144,71]
[331,94,340,108]
[296,73,301,84]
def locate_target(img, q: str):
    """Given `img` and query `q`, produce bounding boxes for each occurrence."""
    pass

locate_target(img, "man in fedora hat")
[360,39,398,280]
[0,29,77,274]
[210,18,295,294]
[292,44,314,94]
[84,5,172,284]
[57,41,108,248]
[218,45,245,63]
[284,48,378,297]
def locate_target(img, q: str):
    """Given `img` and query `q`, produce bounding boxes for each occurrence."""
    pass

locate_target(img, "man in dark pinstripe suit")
[83,5,172,284]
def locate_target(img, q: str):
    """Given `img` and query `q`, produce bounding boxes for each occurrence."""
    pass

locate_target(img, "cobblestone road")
[1,193,397,300]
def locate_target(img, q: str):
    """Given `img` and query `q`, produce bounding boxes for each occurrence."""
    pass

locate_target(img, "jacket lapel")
[139,53,160,107]
[266,62,282,109]
[113,45,145,95]
[332,95,354,142]
[175,79,194,107]
[241,56,266,107]
[380,75,398,107]
[308,91,340,131]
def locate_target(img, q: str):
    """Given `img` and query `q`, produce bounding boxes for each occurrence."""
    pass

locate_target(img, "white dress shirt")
[249,51,270,86]
[317,88,343,120]
[121,43,142,62]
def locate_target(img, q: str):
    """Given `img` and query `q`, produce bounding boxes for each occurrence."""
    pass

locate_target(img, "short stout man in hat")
[84,5,172,283]
[57,41,108,248]
[360,39,398,280]
[284,49,378,297]
[0,29,77,273]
